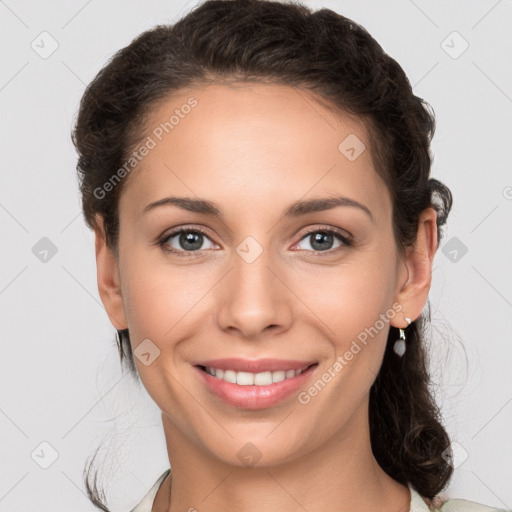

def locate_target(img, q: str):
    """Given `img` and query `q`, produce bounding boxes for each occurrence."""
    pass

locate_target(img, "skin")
[94,83,438,512]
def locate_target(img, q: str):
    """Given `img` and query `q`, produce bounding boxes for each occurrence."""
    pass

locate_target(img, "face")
[96,82,432,468]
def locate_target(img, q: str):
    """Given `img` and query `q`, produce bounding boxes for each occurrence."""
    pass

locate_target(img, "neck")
[154,404,411,512]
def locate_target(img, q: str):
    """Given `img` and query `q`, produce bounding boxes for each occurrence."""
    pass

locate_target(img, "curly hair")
[71,0,454,509]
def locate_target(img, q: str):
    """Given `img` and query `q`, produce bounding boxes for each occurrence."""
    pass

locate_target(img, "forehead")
[119,82,390,224]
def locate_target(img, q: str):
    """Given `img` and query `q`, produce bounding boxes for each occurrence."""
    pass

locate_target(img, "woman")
[72,1,508,511]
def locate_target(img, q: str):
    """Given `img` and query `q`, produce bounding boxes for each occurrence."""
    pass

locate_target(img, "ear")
[392,207,438,328]
[94,214,127,330]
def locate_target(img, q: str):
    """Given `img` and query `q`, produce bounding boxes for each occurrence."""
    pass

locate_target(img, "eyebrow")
[142,195,374,223]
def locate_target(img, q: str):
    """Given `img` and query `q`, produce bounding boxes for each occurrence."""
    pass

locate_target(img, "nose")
[215,247,293,340]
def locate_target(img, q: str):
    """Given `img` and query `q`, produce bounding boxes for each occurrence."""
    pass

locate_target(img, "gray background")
[1,0,511,510]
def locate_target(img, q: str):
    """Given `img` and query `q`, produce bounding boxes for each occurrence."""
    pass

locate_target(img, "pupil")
[311,232,333,251]
[181,231,202,251]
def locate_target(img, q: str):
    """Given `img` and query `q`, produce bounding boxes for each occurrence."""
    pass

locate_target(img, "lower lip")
[195,364,318,409]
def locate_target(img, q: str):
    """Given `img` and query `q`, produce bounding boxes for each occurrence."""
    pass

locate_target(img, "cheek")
[305,255,396,321]
[120,247,212,344]
[293,248,399,360]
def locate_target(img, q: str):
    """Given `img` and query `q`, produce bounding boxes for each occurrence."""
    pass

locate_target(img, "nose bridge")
[232,236,280,310]
[234,238,275,295]
[215,234,292,338]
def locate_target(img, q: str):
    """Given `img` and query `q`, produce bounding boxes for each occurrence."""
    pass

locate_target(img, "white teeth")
[204,366,308,385]
[254,371,272,385]
[271,370,286,383]
[237,371,254,385]
[223,369,237,383]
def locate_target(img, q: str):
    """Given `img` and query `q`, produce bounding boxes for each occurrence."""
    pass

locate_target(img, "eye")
[158,227,217,257]
[157,225,353,258]
[293,227,352,253]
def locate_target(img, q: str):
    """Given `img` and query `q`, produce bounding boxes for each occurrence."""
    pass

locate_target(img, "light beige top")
[130,469,509,512]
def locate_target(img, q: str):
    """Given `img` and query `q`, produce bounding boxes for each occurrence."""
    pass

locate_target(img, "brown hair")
[72,0,454,509]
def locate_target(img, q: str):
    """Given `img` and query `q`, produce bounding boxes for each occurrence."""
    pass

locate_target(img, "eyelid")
[157,225,216,257]
[292,225,353,254]
[297,224,353,242]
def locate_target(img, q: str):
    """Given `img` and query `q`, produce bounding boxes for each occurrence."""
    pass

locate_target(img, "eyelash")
[157,225,353,258]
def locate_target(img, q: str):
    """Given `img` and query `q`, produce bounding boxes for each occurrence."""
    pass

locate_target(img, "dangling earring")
[393,317,411,357]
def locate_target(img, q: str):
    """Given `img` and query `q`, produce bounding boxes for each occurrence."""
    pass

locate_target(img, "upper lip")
[195,358,317,373]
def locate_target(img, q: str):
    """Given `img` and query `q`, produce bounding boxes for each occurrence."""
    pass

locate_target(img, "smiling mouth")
[197,363,318,386]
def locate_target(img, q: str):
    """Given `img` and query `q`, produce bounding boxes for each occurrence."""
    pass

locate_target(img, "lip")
[194,358,316,373]
[194,361,319,409]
